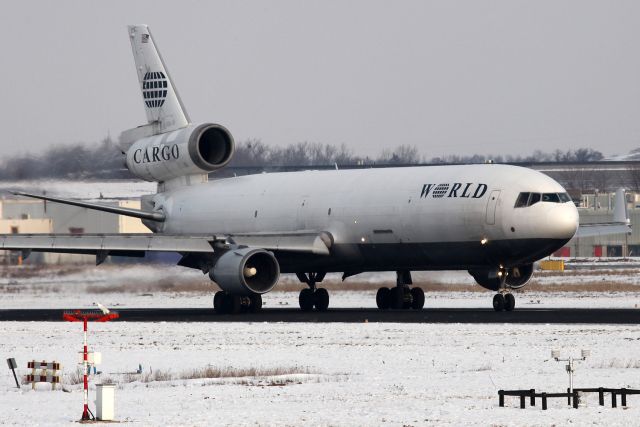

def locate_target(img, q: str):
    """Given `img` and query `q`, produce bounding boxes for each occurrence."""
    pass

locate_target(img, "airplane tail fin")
[127,25,190,135]
[613,187,630,224]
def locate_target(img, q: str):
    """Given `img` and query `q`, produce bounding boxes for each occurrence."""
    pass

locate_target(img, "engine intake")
[125,122,234,182]
[209,248,280,295]
[468,264,534,291]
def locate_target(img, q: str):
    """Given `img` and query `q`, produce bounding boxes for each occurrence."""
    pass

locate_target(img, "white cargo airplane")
[1,26,631,313]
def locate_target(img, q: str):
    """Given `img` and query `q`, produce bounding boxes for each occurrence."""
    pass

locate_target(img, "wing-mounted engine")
[209,247,280,295]
[125,123,234,182]
[504,264,534,289]
[468,264,534,291]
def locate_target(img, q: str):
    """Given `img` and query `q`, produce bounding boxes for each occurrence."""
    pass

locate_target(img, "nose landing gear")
[376,270,425,310]
[492,267,516,312]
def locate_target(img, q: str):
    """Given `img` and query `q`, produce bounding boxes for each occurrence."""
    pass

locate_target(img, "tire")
[299,288,314,311]
[228,294,242,314]
[389,287,404,310]
[314,288,330,311]
[410,287,425,310]
[493,293,505,312]
[249,294,263,312]
[504,293,515,311]
[376,287,390,309]
[402,287,412,309]
[213,291,226,313]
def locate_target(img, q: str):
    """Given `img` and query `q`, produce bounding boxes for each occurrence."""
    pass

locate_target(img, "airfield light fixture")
[63,308,119,421]
[551,349,590,398]
[480,238,488,245]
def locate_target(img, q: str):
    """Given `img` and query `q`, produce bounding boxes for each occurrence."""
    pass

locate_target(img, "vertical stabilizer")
[128,25,190,134]
[613,188,630,224]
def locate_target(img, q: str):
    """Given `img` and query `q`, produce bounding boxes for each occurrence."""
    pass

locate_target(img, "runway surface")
[1,307,639,323]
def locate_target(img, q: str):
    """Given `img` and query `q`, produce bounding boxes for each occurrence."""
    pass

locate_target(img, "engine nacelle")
[505,264,534,289]
[125,123,234,182]
[468,264,534,291]
[209,248,280,295]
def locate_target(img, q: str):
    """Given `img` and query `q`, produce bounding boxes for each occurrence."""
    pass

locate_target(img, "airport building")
[560,193,639,258]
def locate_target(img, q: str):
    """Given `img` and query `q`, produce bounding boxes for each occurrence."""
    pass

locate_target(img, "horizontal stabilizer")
[10,191,165,222]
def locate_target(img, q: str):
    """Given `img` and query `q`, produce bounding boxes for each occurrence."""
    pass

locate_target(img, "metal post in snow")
[6,358,19,388]
[83,317,89,421]
[569,356,574,398]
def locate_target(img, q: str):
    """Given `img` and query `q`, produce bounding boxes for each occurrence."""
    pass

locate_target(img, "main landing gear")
[213,291,263,314]
[376,270,425,310]
[492,267,515,312]
[297,272,329,311]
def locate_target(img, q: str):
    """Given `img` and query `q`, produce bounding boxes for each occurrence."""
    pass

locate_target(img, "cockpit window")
[558,193,571,203]
[515,192,572,207]
[514,192,530,208]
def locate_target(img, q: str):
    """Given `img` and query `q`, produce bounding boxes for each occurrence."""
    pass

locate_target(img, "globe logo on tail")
[142,71,168,108]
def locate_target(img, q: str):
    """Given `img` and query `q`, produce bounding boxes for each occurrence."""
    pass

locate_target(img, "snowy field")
[1,264,640,425]
[3,263,640,310]
[2,322,640,426]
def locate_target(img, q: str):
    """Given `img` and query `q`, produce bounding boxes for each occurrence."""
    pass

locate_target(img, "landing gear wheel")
[213,291,226,313]
[249,294,263,312]
[493,293,505,312]
[389,286,405,310]
[402,287,413,309]
[376,287,390,309]
[226,294,242,314]
[410,287,425,310]
[314,288,330,311]
[299,288,315,311]
[504,293,515,311]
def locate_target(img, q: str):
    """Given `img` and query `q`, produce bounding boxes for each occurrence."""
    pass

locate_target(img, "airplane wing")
[574,222,631,238]
[575,188,632,238]
[0,231,332,265]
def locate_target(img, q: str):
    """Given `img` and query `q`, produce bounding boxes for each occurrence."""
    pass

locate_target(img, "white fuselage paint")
[152,164,578,272]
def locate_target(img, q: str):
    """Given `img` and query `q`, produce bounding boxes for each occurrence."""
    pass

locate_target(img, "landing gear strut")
[213,291,262,314]
[376,270,424,310]
[297,272,329,311]
[493,267,515,312]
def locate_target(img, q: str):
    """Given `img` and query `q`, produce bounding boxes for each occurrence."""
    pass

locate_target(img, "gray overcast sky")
[1,0,640,159]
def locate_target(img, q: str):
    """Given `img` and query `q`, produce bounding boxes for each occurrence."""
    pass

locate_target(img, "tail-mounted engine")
[209,248,280,295]
[125,123,234,182]
[468,264,534,291]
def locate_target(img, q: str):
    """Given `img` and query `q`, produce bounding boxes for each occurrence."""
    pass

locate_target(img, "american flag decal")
[141,34,150,43]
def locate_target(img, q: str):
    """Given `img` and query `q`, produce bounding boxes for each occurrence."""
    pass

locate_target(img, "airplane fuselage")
[155,164,579,273]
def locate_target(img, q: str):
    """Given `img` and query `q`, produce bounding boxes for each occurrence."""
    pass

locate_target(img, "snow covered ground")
[2,322,640,426]
[2,264,640,425]
[3,264,640,310]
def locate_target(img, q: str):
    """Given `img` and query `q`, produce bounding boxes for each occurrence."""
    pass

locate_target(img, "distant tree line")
[0,137,126,180]
[0,136,607,180]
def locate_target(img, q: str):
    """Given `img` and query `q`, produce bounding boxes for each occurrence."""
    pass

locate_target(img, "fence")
[499,387,640,410]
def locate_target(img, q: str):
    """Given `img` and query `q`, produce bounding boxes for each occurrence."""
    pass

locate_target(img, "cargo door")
[485,190,501,225]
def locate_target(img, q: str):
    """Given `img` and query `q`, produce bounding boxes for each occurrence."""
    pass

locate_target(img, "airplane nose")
[545,204,579,239]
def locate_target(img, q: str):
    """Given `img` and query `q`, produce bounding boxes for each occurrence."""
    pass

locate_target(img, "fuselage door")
[485,190,501,225]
